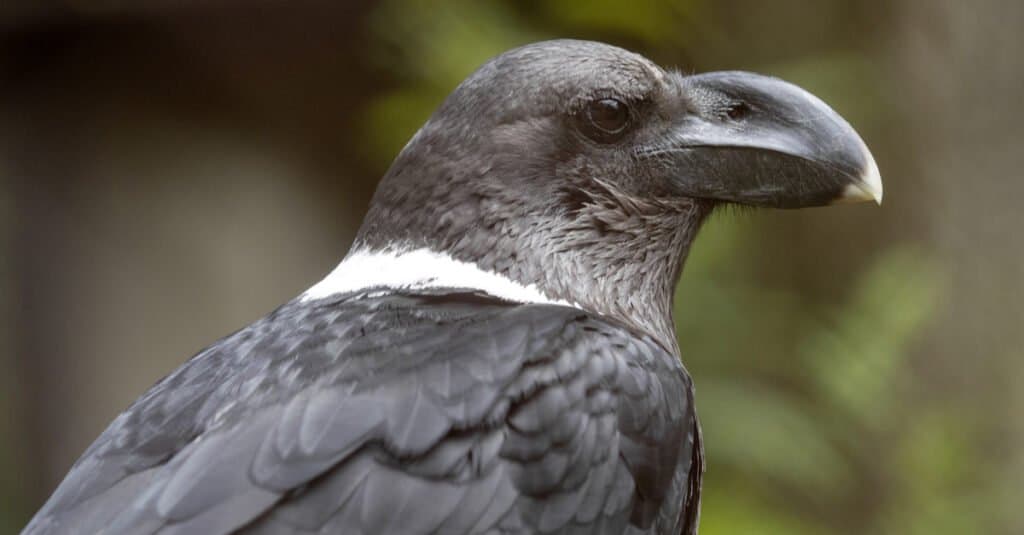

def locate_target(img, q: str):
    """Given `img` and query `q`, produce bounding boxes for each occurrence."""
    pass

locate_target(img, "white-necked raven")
[24,40,881,535]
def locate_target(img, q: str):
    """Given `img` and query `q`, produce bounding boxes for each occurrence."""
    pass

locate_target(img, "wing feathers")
[24,295,698,535]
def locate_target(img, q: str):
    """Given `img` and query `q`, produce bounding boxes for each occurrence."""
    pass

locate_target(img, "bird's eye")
[579,98,630,142]
[726,102,751,120]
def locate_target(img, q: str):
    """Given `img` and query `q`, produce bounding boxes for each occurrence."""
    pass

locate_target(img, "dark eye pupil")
[727,102,750,120]
[587,98,628,134]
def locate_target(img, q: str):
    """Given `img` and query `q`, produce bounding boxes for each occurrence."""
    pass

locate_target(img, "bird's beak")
[649,71,882,208]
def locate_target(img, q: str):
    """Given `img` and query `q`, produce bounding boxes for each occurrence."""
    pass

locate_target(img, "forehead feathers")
[435,40,666,124]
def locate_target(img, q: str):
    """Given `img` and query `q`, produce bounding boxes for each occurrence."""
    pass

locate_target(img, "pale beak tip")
[834,143,883,205]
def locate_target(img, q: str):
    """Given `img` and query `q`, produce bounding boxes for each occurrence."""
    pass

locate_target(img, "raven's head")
[355,40,882,347]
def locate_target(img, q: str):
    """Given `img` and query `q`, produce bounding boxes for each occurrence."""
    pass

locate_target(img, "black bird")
[23,40,881,535]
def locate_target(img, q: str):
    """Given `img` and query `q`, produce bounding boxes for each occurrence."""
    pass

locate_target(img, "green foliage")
[679,219,946,532]
[364,0,542,163]
[699,486,819,535]
[803,248,941,423]
[538,0,694,46]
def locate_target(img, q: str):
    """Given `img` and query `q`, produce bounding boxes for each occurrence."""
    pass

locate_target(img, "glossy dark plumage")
[26,291,700,534]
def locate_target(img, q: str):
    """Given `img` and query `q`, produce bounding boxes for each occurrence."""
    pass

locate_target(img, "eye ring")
[579,98,631,142]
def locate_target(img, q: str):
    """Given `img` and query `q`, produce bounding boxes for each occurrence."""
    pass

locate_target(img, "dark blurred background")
[2,1,1021,533]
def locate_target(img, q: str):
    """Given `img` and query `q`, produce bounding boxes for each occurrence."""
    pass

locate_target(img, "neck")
[543,189,708,352]
[319,179,709,352]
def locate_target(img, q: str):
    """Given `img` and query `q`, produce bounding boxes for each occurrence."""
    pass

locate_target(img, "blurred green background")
[2,0,1021,533]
